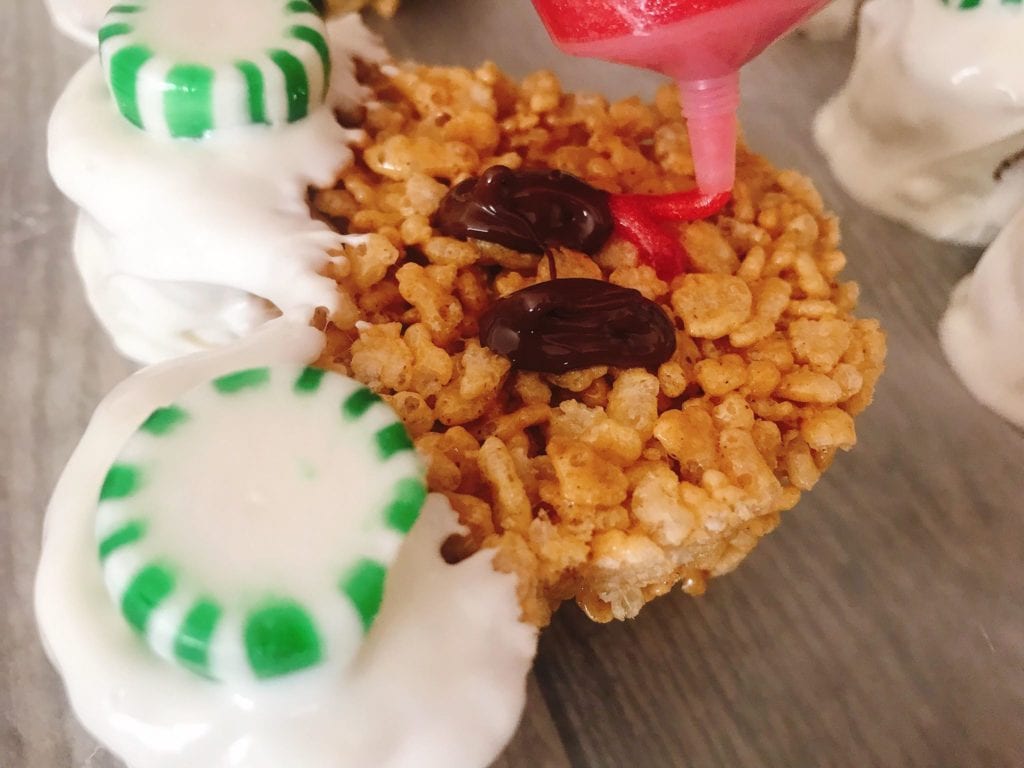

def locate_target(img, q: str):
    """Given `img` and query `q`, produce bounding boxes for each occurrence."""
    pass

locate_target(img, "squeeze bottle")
[530,0,829,193]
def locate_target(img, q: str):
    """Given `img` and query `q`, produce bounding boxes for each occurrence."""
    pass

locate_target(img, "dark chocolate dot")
[479,278,676,373]
[435,166,613,255]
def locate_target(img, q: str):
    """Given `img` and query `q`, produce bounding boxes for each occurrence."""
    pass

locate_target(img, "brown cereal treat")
[311,59,887,626]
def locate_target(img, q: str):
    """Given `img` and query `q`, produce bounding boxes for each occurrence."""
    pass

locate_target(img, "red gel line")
[609,190,731,280]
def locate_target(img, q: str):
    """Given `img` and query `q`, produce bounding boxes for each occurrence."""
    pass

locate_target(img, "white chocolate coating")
[73,213,280,363]
[49,15,386,364]
[35,318,538,768]
[815,0,1024,246]
[44,0,110,46]
[940,207,1024,429]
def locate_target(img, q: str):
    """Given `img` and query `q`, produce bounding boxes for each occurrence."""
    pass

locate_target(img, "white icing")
[815,0,1024,245]
[74,214,280,363]
[940,207,1024,429]
[44,0,111,46]
[36,318,538,768]
[797,0,859,40]
[49,15,389,365]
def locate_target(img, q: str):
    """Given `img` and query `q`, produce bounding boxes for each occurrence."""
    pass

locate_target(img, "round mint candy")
[941,0,1024,9]
[98,0,332,138]
[96,365,425,683]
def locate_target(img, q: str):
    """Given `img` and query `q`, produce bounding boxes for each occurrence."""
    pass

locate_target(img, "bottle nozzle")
[679,72,740,195]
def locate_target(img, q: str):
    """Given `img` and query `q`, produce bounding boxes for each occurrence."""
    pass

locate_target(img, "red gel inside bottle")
[531,0,828,193]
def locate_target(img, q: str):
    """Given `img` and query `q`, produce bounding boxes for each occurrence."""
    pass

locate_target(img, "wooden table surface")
[2,1,1023,766]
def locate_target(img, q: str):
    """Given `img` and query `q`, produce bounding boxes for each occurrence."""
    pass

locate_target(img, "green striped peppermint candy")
[941,0,1021,8]
[96,365,425,683]
[98,0,332,139]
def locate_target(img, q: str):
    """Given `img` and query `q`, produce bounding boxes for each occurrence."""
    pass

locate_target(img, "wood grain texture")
[2,0,1023,767]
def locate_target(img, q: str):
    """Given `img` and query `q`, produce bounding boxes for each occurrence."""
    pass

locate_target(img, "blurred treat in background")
[797,0,860,40]
[941,206,1024,430]
[321,0,401,17]
[814,0,1024,246]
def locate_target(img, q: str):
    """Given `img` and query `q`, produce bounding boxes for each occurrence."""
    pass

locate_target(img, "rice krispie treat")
[311,61,887,626]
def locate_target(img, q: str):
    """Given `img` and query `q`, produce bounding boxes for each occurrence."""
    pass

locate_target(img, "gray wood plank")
[0,4,134,768]
[3,0,1023,767]
[492,676,573,768]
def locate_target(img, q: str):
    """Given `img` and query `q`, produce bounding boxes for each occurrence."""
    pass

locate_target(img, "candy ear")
[98,0,333,138]
[96,365,425,682]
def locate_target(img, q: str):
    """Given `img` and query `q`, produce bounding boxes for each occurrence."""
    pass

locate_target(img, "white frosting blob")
[49,15,387,364]
[940,207,1024,429]
[798,0,859,40]
[44,0,110,46]
[73,213,280,363]
[35,318,538,768]
[815,0,1024,245]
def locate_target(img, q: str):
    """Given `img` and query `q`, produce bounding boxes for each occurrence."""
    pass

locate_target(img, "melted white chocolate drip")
[940,208,1024,429]
[815,0,1024,245]
[35,318,538,768]
[49,15,386,364]
[73,213,280,363]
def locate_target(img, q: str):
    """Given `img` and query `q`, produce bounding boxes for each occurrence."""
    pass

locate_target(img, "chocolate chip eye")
[435,165,614,255]
[479,278,677,373]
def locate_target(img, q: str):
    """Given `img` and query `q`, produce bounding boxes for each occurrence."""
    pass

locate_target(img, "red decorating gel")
[614,190,731,221]
[530,0,828,193]
[609,190,731,280]
[609,196,683,280]
[531,0,741,43]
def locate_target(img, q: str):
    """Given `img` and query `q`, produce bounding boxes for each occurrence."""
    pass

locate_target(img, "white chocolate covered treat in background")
[797,0,859,40]
[815,0,1024,246]
[35,318,538,768]
[940,208,1024,429]
[49,9,387,363]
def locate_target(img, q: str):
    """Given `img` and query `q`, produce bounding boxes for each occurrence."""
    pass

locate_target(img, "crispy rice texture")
[312,61,887,626]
